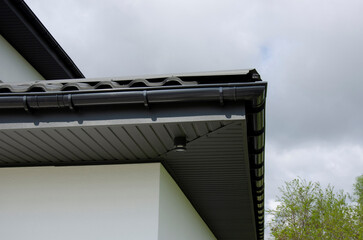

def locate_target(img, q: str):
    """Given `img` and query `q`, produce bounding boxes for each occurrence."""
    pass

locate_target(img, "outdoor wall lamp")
[174,136,187,152]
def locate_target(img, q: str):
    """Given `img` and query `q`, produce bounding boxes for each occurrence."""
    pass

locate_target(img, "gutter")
[0,84,266,111]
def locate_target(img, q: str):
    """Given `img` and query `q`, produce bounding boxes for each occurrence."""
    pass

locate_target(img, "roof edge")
[0,0,84,79]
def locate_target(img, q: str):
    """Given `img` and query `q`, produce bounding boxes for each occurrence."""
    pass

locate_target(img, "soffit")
[0,119,232,166]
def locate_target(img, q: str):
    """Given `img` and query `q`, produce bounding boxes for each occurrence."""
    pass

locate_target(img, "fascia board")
[0,103,245,131]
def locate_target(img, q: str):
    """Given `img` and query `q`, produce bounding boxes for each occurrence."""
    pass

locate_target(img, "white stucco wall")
[0,164,160,240]
[0,163,214,240]
[158,165,216,240]
[0,34,44,83]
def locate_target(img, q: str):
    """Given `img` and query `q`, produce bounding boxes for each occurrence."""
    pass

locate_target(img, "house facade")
[0,1,266,239]
[0,33,43,82]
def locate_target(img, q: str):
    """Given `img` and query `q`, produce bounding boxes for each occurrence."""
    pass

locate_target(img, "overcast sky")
[26,0,363,236]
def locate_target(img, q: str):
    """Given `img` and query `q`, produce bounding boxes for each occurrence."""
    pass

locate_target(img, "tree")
[353,174,363,237]
[268,178,362,239]
[353,175,363,208]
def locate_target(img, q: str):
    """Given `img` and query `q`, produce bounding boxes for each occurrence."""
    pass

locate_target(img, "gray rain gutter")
[0,83,266,111]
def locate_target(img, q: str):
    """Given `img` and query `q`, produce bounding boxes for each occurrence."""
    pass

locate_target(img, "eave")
[0,69,266,240]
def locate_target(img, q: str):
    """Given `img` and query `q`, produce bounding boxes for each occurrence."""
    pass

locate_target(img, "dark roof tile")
[0,69,260,94]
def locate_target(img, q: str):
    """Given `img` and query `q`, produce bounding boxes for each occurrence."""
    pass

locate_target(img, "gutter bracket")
[67,94,75,111]
[143,90,149,108]
[23,95,30,112]
[219,87,224,106]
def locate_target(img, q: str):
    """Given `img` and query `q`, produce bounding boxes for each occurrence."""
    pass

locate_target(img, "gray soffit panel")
[163,121,256,239]
[0,0,84,80]
[0,70,266,240]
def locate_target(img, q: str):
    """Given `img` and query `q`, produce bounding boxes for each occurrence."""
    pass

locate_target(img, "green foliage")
[353,174,363,238]
[268,178,363,240]
[354,175,363,207]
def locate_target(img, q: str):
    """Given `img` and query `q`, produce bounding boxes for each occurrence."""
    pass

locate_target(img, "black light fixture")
[174,136,187,152]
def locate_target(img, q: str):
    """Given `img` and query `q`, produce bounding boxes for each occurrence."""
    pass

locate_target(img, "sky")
[25,0,363,237]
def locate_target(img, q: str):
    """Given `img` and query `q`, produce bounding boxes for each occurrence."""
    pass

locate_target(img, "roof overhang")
[0,70,266,239]
[0,0,84,80]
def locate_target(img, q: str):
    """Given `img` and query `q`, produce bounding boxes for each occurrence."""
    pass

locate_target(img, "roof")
[0,0,84,80]
[0,69,259,94]
[0,70,266,240]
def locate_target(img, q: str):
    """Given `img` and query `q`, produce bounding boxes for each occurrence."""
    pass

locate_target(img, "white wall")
[0,163,215,240]
[0,34,44,83]
[0,164,160,240]
[158,165,216,240]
